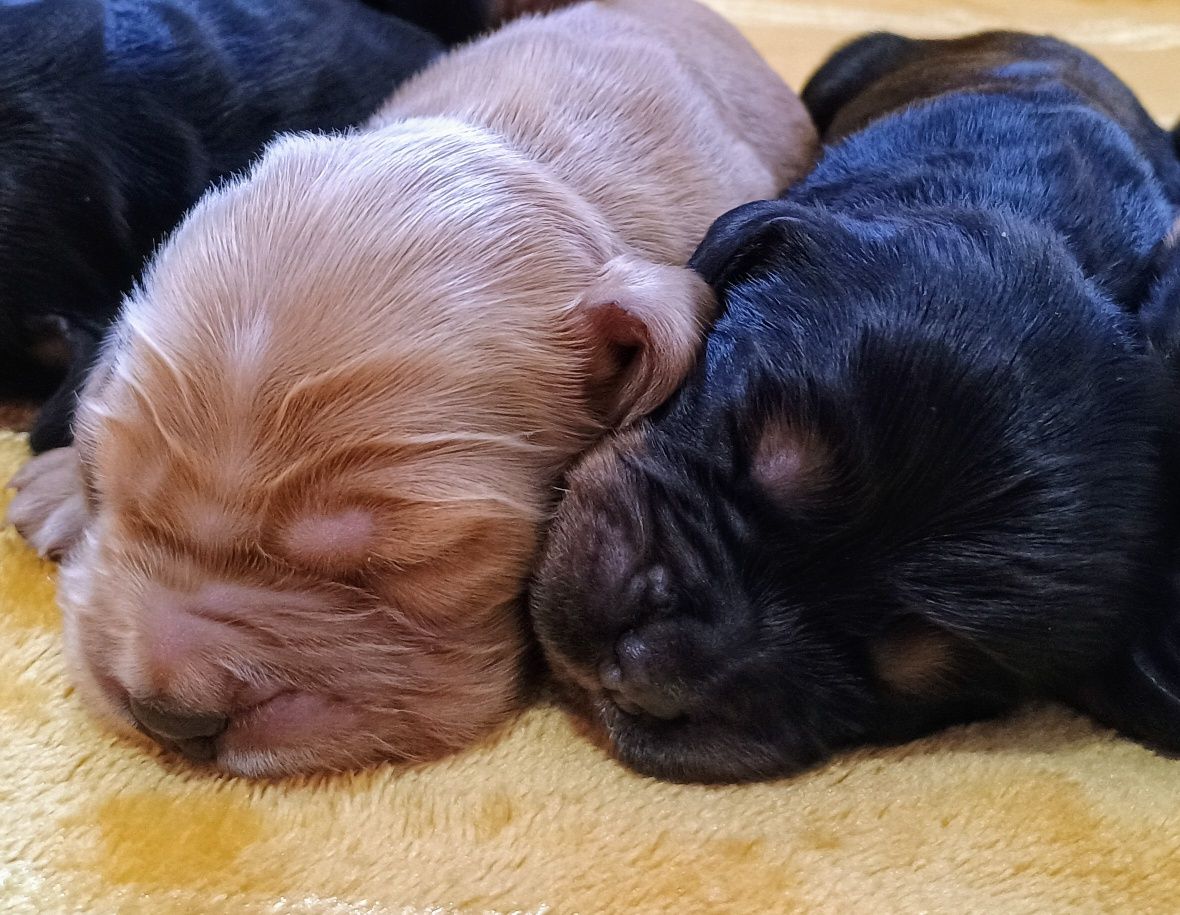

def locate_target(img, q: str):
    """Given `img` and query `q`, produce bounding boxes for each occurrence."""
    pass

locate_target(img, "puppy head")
[532,401,883,783]
[57,123,711,776]
[532,201,1171,782]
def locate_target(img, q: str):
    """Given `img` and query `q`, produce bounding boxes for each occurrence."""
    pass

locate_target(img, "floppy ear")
[689,202,812,294]
[577,255,716,429]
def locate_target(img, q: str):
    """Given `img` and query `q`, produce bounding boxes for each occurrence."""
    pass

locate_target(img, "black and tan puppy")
[531,32,1180,782]
[0,0,490,452]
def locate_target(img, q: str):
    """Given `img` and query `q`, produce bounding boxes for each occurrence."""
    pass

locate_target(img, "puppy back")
[373,0,816,262]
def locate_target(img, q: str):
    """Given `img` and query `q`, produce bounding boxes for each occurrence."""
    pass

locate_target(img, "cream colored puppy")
[6,0,817,776]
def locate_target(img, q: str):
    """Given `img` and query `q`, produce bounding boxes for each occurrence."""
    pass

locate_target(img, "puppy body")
[531,32,1180,782]
[375,0,810,261]
[0,0,489,453]
[803,31,1180,204]
[8,0,815,776]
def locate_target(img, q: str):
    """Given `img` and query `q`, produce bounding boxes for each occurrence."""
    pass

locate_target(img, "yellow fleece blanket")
[7,2,1180,908]
[4,426,1180,914]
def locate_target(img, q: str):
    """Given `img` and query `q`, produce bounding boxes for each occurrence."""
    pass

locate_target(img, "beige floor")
[709,0,1180,122]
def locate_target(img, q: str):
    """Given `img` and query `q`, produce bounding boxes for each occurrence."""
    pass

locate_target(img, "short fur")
[530,31,1180,783]
[7,0,816,776]
[0,0,491,453]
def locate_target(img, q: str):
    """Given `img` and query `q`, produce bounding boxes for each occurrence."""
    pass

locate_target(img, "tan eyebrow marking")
[280,508,376,568]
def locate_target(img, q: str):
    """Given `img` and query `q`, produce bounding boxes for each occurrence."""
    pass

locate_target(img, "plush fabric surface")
[5,1,1180,910]
[4,432,1180,912]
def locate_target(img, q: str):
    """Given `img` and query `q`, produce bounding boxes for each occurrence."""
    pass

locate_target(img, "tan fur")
[871,623,960,697]
[7,0,817,776]
[752,416,830,499]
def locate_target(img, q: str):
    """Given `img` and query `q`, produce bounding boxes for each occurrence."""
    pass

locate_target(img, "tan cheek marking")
[870,624,960,697]
[752,418,827,500]
[281,509,375,567]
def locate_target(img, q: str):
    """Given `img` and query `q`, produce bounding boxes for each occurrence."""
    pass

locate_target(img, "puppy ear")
[689,202,810,294]
[578,255,716,429]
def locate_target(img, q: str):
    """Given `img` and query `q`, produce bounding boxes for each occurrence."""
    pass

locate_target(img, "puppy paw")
[5,446,89,561]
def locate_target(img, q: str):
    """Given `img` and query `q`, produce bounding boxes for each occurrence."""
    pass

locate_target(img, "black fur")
[360,0,489,45]
[530,32,1180,782]
[1143,236,1180,376]
[0,0,488,452]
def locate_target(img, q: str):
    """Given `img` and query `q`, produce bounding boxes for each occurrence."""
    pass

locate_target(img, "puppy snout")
[599,630,688,720]
[128,697,228,763]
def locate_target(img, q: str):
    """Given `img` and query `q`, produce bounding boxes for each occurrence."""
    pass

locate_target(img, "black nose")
[598,630,688,720]
[129,698,228,763]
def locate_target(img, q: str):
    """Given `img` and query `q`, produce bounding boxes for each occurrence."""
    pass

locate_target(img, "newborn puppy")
[7,0,815,776]
[531,31,1180,782]
[0,0,486,454]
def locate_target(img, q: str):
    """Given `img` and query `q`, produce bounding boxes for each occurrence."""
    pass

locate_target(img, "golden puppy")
[6,0,816,776]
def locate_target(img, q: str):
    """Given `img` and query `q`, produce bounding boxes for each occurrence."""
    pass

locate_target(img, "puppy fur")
[531,31,1180,783]
[7,0,816,776]
[0,0,491,454]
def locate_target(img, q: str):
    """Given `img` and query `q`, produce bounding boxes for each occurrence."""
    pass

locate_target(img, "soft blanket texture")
[5,434,1180,913]
[6,1,1180,909]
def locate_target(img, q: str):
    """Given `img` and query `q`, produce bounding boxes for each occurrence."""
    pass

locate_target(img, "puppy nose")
[128,698,228,763]
[598,630,687,720]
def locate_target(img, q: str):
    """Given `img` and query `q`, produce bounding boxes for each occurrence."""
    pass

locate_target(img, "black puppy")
[530,32,1180,782]
[0,0,489,452]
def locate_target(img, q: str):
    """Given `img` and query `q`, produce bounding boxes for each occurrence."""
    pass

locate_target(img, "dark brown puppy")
[805,32,1179,186]
[531,32,1180,783]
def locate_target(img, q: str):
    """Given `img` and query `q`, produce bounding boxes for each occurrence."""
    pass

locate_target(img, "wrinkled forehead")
[76,352,542,589]
[561,423,709,534]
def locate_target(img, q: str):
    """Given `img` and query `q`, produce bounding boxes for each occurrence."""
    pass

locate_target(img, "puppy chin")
[592,696,821,785]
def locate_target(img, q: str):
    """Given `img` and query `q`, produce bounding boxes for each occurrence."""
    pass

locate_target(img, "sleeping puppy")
[0,0,488,454]
[530,31,1180,783]
[6,0,816,776]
